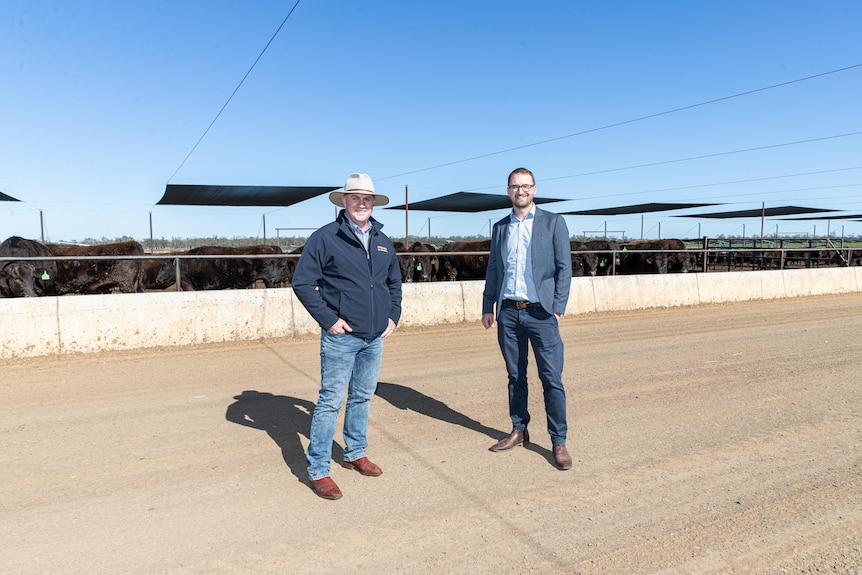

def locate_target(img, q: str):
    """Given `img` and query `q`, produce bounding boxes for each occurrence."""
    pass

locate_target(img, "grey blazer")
[482,207,572,318]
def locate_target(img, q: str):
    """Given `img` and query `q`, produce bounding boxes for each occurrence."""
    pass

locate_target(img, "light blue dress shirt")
[347,218,371,254]
[502,204,539,302]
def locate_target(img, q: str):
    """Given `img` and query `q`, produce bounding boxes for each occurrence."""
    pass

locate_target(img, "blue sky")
[2,1,861,243]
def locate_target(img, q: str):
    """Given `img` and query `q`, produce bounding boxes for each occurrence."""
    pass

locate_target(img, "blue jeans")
[497,304,568,444]
[306,332,383,481]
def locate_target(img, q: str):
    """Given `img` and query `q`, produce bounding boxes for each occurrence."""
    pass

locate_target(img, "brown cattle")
[46,241,144,294]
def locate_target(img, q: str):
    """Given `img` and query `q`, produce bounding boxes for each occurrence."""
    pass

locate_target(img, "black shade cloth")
[673,206,835,219]
[562,202,718,216]
[157,185,339,207]
[778,213,862,220]
[386,191,566,212]
[1,191,21,202]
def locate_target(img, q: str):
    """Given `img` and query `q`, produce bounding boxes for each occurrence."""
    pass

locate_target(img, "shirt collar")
[346,217,372,235]
[509,203,536,223]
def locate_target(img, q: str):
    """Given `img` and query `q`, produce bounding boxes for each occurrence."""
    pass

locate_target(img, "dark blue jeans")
[497,304,567,444]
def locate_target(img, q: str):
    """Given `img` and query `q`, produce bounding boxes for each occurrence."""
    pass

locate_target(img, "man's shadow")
[375,381,506,442]
[375,382,554,461]
[225,390,342,484]
[226,384,554,478]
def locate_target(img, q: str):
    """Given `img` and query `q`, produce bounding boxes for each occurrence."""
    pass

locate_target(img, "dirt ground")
[2,293,861,574]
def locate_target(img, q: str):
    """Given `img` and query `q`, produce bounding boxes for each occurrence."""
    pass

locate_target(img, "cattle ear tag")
[416,263,422,271]
[431,258,437,265]
[599,260,606,267]
[41,270,51,280]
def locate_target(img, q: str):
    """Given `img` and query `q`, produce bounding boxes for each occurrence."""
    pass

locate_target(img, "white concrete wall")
[2,267,860,358]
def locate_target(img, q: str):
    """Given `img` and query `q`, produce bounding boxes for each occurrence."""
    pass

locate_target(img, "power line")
[462,131,862,193]
[378,63,862,181]
[556,166,862,205]
[164,1,303,186]
[611,166,862,197]
[584,182,862,206]
[534,132,862,184]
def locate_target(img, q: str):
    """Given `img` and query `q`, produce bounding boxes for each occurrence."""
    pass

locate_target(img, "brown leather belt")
[503,299,540,309]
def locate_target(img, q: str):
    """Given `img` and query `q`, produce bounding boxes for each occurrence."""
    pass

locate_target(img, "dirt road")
[2,293,861,574]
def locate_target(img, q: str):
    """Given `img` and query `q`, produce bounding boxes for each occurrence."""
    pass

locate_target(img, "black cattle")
[47,241,145,294]
[584,240,621,276]
[569,240,590,277]
[154,245,288,291]
[436,239,491,281]
[393,242,414,283]
[619,239,692,274]
[785,247,836,268]
[0,236,57,297]
[405,242,437,282]
[832,248,862,267]
[394,242,437,283]
[283,246,303,286]
[142,252,182,291]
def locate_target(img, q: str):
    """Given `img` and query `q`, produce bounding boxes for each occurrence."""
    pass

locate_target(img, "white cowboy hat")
[328,172,390,206]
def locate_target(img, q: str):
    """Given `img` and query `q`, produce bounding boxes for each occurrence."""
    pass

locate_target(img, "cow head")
[0,261,50,297]
[155,258,179,287]
[570,254,587,277]
[583,253,599,276]
[405,242,437,282]
[411,253,434,282]
[667,252,693,273]
[396,254,415,282]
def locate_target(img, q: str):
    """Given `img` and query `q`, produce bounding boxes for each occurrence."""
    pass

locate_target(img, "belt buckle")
[516,301,528,309]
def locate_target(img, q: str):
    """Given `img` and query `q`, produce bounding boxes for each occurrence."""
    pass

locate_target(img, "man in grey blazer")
[481,167,573,470]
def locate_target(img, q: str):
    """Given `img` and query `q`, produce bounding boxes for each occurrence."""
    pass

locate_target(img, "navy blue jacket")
[292,210,402,339]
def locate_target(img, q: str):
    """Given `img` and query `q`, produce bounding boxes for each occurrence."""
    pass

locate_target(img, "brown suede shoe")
[342,456,383,476]
[310,476,343,500]
[553,444,572,470]
[489,429,530,452]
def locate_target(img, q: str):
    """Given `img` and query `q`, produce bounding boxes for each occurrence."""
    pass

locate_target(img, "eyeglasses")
[507,184,535,193]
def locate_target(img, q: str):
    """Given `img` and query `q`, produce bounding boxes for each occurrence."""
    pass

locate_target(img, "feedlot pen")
[2,293,862,574]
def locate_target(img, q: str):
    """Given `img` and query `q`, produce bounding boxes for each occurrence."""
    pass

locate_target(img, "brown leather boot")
[489,429,530,451]
[310,476,343,500]
[553,444,572,470]
[342,456,383,477]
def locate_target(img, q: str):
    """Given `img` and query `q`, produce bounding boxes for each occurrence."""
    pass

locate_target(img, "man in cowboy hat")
[292,172,402,500]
